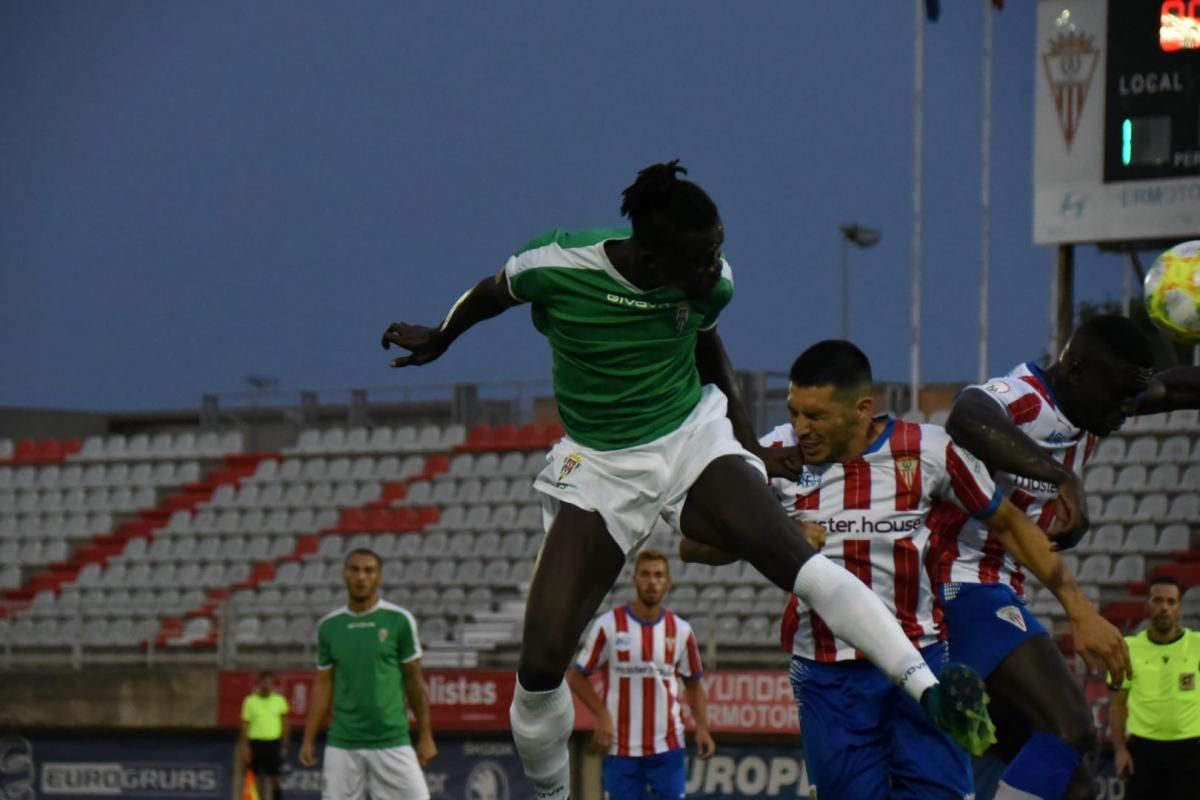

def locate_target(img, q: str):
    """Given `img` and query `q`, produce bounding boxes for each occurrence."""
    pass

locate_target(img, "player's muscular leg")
[517,502,626,690]
[680,455,814,590]
[987,635,1098,800]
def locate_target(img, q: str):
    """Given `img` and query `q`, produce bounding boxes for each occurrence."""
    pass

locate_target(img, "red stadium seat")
[392,507,420,532]
[414,506,440,528]
[542,422,565,446]
[380,482,407,503]
[337,508,367,533]
[62,437,82,457]
[13,438,39,462]
[366,507,393,532]
[420,454,450,479]
[516,423,543,450]
[493,423,519,450]
[461,424,495,452]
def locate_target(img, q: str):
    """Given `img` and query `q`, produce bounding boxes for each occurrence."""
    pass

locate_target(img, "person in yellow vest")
[241,670,291,800]
[1109,575,1200,800]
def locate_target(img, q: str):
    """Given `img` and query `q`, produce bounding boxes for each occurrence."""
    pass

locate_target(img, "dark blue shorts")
[602,749,685,800]
[789,643,973,800]
[940,582,1047,679]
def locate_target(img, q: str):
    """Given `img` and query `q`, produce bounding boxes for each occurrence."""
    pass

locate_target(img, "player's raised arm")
[1136,365,1200,413]
[694,328,803,481]
[946,387,1088,548]
[983,498,1131,683]
[381,268,523,367]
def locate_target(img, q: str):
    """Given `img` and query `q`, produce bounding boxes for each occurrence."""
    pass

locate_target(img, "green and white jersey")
[504,228,734,451]
[316,600,421,749]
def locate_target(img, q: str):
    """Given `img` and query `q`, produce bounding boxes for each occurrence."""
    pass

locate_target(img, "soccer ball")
[1144,240,1200,342]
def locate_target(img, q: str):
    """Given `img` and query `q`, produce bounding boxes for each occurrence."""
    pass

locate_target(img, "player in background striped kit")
[938,315,1200,800]
[683,340,1128,799]
[567,548,714,800]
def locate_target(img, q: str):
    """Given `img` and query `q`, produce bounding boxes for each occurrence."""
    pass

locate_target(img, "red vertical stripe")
[1062,444,1078,472]
[664,612,677,665]
[843,540,872,586]
[810,610,838,662]
[978,534,1007,584]
[1020,374,1055,407]
[893,538,923,640]
[615,608,630,661]
[583,628,607,673]
[1083,434,1098,465]
[945,445,993,514]
[890,421,923,511]
[843,459,872,509]
[1010,564,1026,597]
[796,488,820,511]
[641,622,655,755]
[642,676,655,755]
[926,501,968,585]
[1007,394,1043,425]
[663,614,681,752]
[614,608,631,756]
[686,630,703,676]
[780,595,800,652]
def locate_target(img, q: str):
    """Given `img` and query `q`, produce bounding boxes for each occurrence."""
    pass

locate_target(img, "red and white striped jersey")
[929,362,1097,596]
[575,605,703,757]
[766,416,1002,662]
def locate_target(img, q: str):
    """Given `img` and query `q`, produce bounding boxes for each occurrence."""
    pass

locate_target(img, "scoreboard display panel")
[1034,0,1200,245]
[1104,2,1200,182]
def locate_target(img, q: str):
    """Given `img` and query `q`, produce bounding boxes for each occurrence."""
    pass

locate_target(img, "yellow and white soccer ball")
[1144,240,1200,342]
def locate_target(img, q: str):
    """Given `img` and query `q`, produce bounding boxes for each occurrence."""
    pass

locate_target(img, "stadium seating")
[2,400,1197,670]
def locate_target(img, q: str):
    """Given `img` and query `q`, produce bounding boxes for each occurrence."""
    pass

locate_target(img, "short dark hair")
[344,548,382,569]
[258,670,274,680]
[789,340,873,392]
[1065,314,1154,371]
[620,160,719,248]
[1149,575,1182,594]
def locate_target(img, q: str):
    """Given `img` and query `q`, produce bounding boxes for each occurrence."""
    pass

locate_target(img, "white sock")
[509,680,573,800]
[793,553,938,703]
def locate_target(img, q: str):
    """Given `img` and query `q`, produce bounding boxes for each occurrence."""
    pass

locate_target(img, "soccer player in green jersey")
[299,548,436,800]
[381,161,990,800]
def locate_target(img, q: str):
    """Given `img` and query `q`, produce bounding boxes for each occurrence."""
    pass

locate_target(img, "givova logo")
[0,737,34,800]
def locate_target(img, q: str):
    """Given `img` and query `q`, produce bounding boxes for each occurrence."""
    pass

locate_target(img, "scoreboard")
[1034,0,1200,245]
[1104,2,1200,183]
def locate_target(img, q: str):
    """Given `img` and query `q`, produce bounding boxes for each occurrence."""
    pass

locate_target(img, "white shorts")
[534,384,766,554]
[322,744,429,800]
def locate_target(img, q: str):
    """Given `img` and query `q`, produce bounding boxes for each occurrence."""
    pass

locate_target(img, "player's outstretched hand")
[299,739,318,768]
[416,733,438,767]
[921,662,997,757]
[381,322,449,368]
[694,728,716,760]
[1049,475,1089,551]
[757,445,804,481]
[1072,612,1132,684]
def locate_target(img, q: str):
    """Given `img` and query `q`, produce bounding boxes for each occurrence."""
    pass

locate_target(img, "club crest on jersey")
[1181,673,1196,691]
[984,381,1010,395]
[995,605,1027,631]
[558,452,583,483]
[674,303,691,334]
[665,635,675,651]
[896,456,918,490]
[378,628,389,643]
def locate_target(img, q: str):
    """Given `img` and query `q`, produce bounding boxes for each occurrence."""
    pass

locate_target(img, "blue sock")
[995,731,1081,799]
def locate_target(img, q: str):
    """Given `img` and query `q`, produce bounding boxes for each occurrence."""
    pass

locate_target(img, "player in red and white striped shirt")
[684,340,1122,798]
[567,548,714,800]
[936,316,1176,800]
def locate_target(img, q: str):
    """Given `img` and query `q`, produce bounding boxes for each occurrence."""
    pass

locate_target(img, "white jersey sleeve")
[923,427,1003,520]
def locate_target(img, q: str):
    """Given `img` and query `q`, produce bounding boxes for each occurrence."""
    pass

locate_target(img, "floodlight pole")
[911,0,925,416]
[978,0,993,383]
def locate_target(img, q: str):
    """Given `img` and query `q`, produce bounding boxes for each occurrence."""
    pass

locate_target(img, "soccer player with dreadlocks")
[381,161,993,800]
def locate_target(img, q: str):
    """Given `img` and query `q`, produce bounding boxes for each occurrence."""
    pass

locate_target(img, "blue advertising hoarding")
[0,733,233,800]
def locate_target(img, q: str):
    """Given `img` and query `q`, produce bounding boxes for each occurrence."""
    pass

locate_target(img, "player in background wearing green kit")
[299,548,436,800]
[381,161,992,800]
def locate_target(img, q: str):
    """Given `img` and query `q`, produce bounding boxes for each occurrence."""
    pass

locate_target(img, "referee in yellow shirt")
[241,671,291,800]
[1110,576,1200,800]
